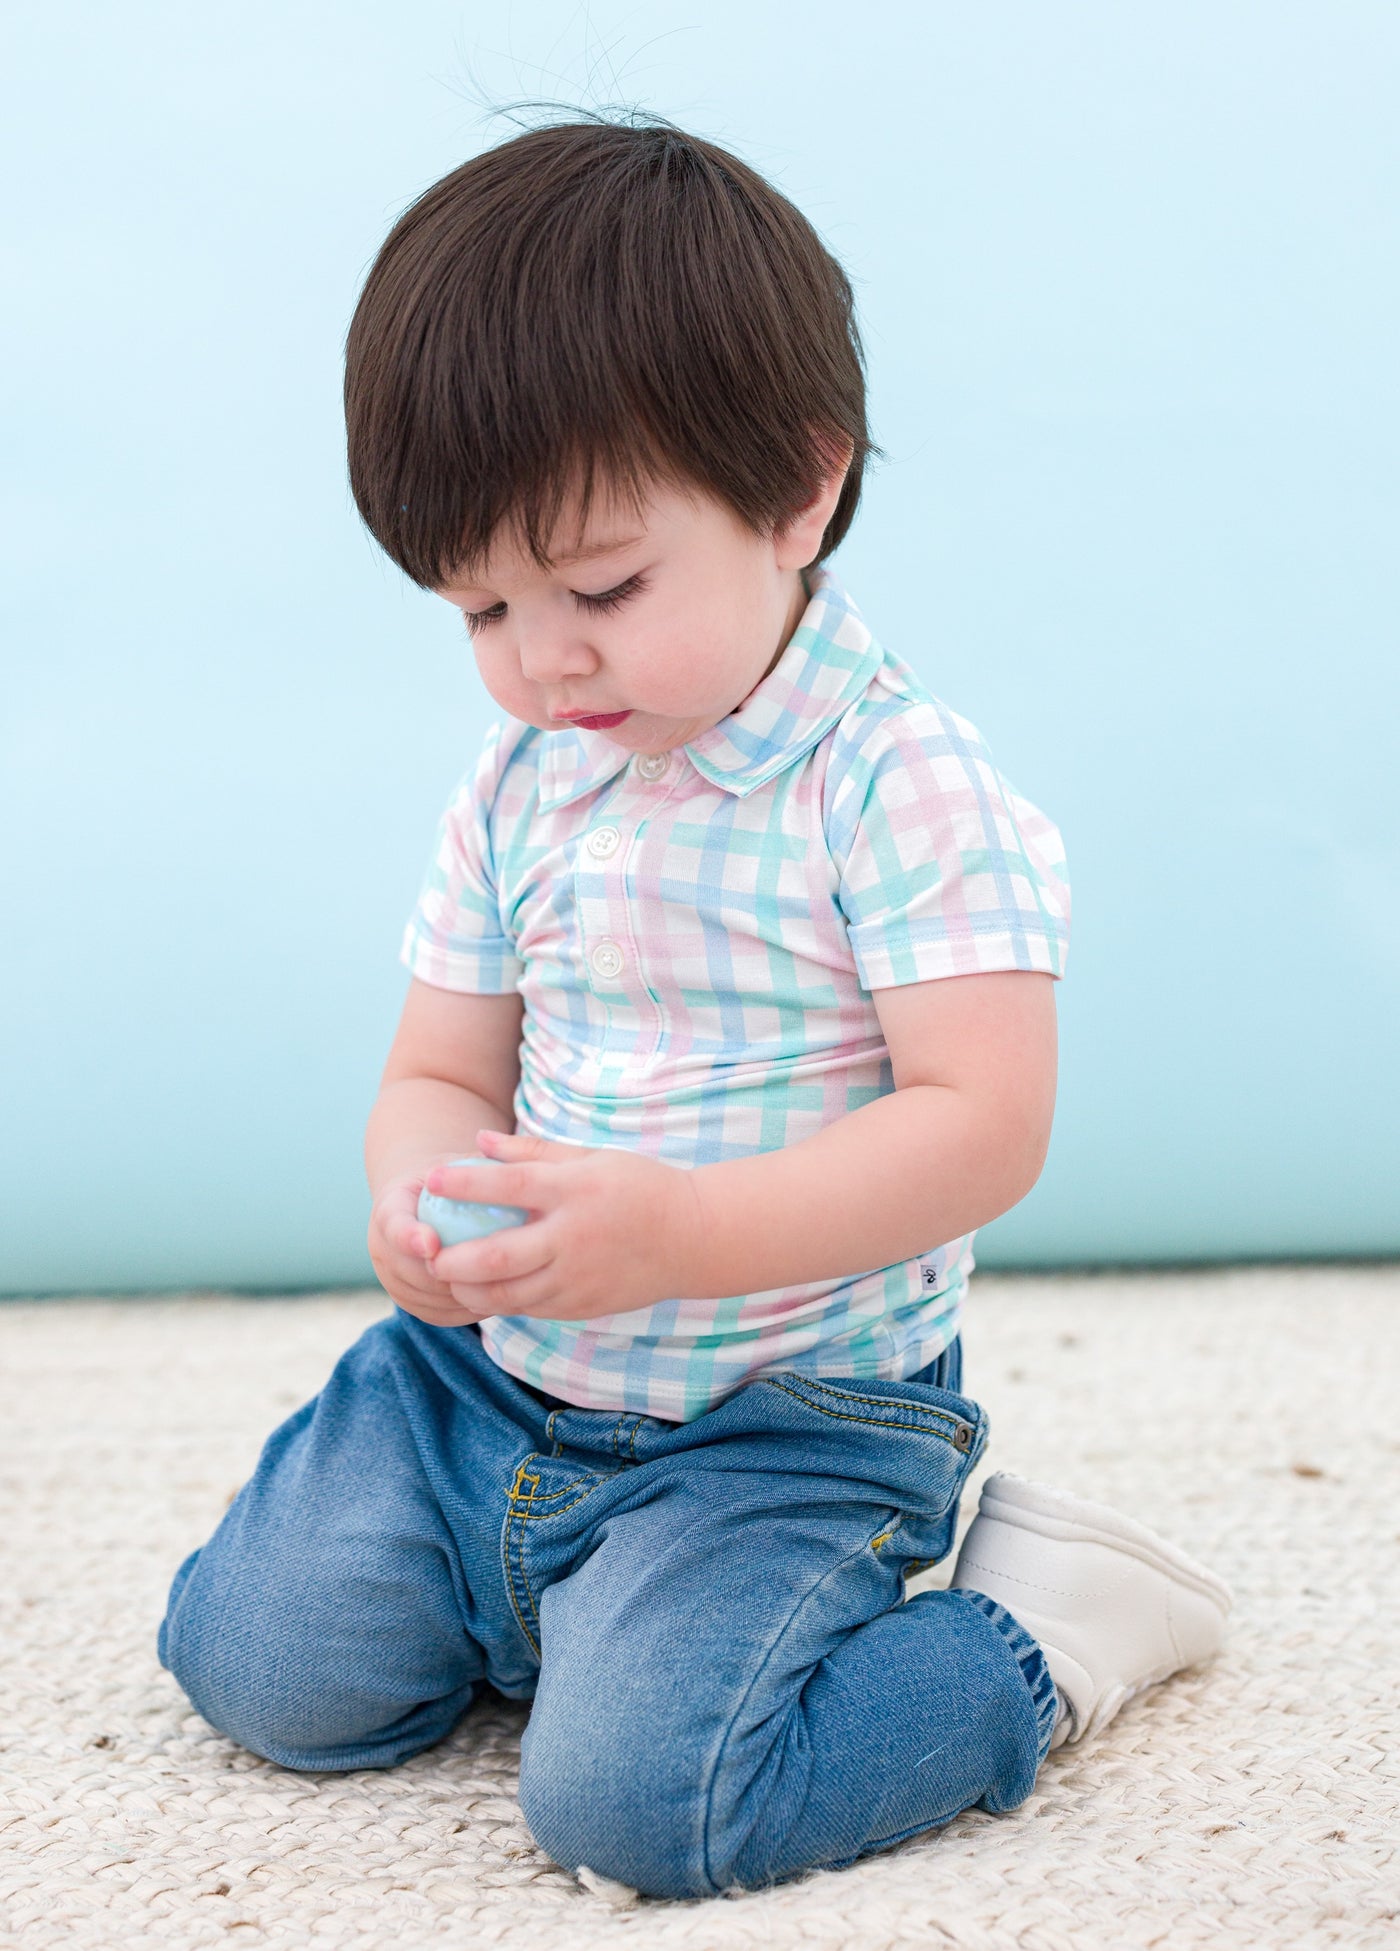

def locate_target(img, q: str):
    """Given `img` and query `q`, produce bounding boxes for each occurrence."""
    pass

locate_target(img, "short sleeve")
[400,723,524,994]
[826,692,1071,990]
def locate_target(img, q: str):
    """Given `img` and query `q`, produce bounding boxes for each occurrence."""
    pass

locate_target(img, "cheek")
[473,640,534,714]
[628,650,720,714]
[620,611,758,714]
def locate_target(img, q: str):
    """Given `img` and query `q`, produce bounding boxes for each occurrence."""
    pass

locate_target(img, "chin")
[606,716,692,751]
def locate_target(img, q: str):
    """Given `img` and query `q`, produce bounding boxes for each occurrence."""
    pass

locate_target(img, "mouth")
[552,710,633,731]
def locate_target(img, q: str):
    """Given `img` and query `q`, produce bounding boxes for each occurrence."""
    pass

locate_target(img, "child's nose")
[517,629,600,684]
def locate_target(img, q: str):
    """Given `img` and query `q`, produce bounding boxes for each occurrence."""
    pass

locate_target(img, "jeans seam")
[780,1374,960,1417]
[504,1460,543,1657]
[518,1484,607,1518]
[760,1377,969,1446]
[504,1461,613,1659]
[699,1523,911,1893]
[512,1471,598,1504]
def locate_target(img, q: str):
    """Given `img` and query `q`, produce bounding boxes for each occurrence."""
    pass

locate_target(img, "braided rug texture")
[3,1265,1397,1951]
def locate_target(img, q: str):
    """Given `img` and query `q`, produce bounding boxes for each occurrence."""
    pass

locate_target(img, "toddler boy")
[159,119,1230,1900]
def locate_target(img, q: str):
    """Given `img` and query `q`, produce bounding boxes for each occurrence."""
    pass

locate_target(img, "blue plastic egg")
[417,1156,530,1245]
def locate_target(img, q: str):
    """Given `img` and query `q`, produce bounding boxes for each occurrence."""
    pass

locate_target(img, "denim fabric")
[158,1312,1057,1899]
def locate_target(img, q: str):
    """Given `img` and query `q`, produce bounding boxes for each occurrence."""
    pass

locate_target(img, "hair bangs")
[345,118,873,589]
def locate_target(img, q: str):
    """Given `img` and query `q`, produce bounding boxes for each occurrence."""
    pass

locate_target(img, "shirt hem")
[478,1308,966,1424]
[400,929,524,995]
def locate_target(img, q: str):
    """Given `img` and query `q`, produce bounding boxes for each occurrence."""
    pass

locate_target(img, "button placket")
[575,801,634,999]
[575,755,680,1010]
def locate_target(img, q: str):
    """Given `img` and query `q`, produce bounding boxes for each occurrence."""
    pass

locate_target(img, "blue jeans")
[158,1311,1057,1899]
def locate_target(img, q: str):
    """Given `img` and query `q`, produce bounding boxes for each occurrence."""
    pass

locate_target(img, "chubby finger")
[476,1129,591,1167]
[425,1157,556,1213]
[430,1220,554,1289]
[393,1293,484,1328]
[383,1206,440,1261]
[447,1262,562,1320]
[393,1276,455,1313]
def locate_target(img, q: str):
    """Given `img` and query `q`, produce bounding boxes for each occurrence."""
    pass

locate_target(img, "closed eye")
[462,602,507,636]
[573,572,648,615]
[461,572,648,635]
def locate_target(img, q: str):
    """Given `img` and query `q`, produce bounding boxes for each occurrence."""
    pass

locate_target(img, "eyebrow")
[550,532,646,569]
[445,531,648,600]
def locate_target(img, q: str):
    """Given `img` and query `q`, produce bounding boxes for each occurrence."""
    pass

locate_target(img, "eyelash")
[462,573,648,636]
[578,572,647,615]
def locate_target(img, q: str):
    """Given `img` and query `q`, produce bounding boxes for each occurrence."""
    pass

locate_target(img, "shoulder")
[821,647,1068,881]
[822,651,998,829]
[443,716,546,827]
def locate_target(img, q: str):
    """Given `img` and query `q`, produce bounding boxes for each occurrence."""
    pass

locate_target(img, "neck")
[759,569,810,685]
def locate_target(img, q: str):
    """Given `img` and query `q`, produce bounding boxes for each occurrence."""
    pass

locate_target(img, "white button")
[586,824,621,860]
[590,940,624,980]
[636,752,669,781]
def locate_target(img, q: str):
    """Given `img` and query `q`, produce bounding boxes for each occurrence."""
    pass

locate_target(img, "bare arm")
[685,970,1058,1295]
[366,979,523,1194]
[364,979,523,1317]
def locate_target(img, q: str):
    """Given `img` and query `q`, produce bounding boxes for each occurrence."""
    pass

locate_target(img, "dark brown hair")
[344,117,873,588]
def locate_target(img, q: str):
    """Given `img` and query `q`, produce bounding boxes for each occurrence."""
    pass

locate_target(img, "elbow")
[974,1100,1054,1223]
[1005,1112,1054,1210]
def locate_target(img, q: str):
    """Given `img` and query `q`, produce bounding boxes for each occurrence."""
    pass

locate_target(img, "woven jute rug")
[3,1265,1397,1949]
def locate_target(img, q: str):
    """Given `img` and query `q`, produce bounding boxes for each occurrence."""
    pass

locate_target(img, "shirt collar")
[535,567,881,811]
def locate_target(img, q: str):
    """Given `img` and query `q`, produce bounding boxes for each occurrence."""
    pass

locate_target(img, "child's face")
[433,476,837,753]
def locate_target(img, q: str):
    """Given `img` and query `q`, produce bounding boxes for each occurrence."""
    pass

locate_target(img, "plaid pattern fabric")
[402,568,1070,1420]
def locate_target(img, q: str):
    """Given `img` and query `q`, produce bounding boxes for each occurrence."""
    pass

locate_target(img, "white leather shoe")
[950,1471,1232,1749]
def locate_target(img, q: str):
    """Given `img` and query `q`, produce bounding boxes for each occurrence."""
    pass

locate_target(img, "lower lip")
[560,711,632,731]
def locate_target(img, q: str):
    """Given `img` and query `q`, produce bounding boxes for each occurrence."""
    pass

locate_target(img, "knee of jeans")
[157,1547,392,1771]
[517,1695,721,1900]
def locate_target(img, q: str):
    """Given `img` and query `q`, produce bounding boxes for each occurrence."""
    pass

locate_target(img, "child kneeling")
[159,118,1229,1900]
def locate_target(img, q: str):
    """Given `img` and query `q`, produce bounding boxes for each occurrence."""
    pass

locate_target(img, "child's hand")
[421,1132,706,1322]
[368,1165,488,1327]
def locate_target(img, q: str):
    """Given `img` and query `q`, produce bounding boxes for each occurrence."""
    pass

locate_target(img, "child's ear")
[773,436,854,570]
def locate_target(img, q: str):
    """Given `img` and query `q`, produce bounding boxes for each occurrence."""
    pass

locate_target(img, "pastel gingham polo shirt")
[402,567,1070,1421]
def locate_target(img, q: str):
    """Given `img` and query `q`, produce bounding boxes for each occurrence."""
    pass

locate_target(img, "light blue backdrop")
[3,2,1396,1295]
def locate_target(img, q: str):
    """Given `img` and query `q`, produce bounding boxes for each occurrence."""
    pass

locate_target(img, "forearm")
[685,1085,1046,1297]
[364,1076,515,1202]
